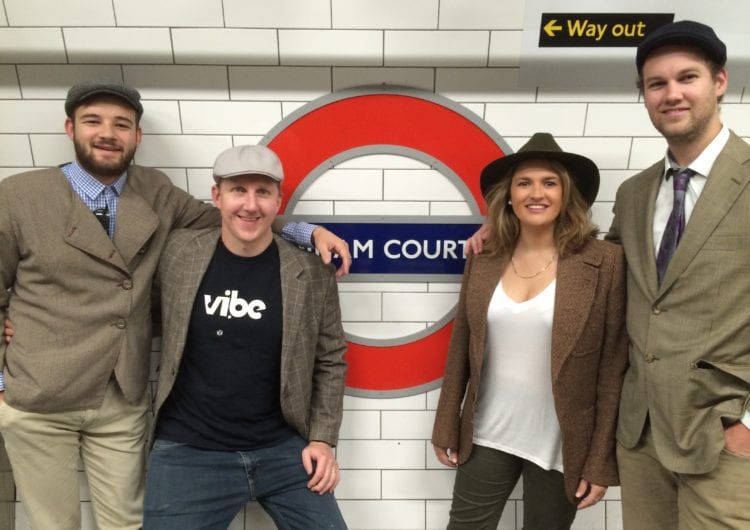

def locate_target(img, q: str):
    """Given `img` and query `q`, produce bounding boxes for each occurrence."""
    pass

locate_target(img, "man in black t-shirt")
[144,145,348,529]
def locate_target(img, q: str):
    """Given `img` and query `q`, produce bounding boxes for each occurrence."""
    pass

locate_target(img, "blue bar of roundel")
[320,223,481,275]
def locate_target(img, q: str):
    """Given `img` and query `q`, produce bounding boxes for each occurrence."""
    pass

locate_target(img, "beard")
[73,137,136,181]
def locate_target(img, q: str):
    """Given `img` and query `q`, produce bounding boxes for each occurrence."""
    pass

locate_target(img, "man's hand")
[432,444,458,468]
[724,421,750,456]
[301,441,340,494]
[575,479,607,510]
[3,318,12,344]
[312,227,351,278]
[465,223,490,256]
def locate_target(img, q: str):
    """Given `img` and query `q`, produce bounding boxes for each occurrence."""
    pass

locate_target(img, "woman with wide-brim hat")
[432,133,628,529]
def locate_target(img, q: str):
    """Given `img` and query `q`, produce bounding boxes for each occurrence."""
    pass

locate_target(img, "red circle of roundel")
[266,91,506,393]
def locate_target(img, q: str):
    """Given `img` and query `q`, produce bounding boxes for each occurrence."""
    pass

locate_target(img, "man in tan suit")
[143,145,347,529]
[606,20,750,529]
[0,82,349,530]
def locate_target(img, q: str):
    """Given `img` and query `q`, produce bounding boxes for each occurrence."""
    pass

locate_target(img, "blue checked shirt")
[61,161,127,239]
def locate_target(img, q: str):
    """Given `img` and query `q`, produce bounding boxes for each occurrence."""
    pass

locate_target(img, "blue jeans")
[143,435,347,530]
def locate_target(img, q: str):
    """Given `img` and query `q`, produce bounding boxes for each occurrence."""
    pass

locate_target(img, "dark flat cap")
[65,81,143,120]
[636,20,726,72]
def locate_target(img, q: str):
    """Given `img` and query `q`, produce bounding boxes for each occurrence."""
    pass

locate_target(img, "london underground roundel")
[262,87,510,397]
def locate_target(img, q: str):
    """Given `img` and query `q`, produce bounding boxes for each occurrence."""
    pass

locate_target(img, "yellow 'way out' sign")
[538,13,673,47]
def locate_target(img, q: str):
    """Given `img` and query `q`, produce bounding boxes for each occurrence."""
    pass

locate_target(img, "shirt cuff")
[0,371,5,392]
[741,409,750,429]
[281,222,317,249]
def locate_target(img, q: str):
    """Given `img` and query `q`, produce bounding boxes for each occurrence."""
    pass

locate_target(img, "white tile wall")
[124,65,230,100]
[0,135,32,166]
[382,470,455,499]
[332,0,438,30]
[172,29,278,65]
[439,0,524,30]
[340,500,425,529]
[229,66,331,101]
[0,28,66,63]
[488,30,523,67]
[134,135,233,167]
[0,101,64,133]
[586,103,656,136]
[64,28,174,64]
[223,0,331,29]
[179,101,281,134]
[28,134,73,167]
[0,66,19,98]
[139,101,182,134]
[332,67,435,92]
[4,4,749,530]
[17,65,123,98]
[385,31,490,67]
[5,0,115,26]
[113,0,224,27]
[279,30,383,66]
[436,68,536,103]
[486,103,588,136]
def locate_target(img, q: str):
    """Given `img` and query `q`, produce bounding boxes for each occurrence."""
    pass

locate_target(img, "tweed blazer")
[0,166,219,413]
[152,228,347,447]
[607,131,750,474]
[432,239,628,502]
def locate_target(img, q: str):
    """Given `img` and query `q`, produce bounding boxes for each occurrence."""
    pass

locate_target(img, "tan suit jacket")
[607,131,750,474]
[0,166,218,412]
[152,229,347,446]
[432,239,628,501]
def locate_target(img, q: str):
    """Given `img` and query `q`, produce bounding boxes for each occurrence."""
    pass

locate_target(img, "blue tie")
[656,168,694,284]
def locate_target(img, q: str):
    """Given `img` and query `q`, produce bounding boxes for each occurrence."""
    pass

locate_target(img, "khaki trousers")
[617,425,750,530]
[0,380,148,530]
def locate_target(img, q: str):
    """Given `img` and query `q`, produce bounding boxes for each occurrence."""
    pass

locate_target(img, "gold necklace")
[510,254,556,279]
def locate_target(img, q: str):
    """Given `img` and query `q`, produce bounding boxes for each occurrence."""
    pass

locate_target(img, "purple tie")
[656,168,694,284]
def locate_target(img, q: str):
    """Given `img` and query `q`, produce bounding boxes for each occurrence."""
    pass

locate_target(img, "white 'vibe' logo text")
[204,290,267,320]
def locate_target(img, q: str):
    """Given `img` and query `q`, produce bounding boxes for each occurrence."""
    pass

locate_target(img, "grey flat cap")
[65,81,143,120]
[213,145,284,184]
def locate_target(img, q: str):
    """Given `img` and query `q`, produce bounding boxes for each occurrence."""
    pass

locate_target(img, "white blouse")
[472,279,564,472]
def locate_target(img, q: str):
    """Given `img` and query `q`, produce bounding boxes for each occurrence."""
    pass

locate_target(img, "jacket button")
[122,279,133,290]
[645,353,655,363]
[115,319,127,329]
[652,306,661,315]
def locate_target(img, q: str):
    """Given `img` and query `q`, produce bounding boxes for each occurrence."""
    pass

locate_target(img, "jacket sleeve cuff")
[281,222,316,248]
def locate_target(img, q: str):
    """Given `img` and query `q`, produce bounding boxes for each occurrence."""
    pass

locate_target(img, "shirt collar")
[661,125,730,180]
[65,160,128,199]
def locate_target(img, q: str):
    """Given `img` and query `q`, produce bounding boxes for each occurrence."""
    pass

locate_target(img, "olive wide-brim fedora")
[480,132,600,206]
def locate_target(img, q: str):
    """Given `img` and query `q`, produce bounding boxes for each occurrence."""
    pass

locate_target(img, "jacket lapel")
[114,183,160,268]
[169,230,220,360]
[628,165,662,298]
[63,185,128,273]
[658,133,750,294]
[551,250,599,380]
[278,236,306,382]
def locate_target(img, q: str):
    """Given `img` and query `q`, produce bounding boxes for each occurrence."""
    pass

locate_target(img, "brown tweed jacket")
[0,166,218,413]
[152,229,347,446]
[432,238,628,501]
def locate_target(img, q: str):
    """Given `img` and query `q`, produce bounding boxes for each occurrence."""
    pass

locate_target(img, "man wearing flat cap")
[143,145,347,529]
[606,20,750,529]
[0,81,350,529]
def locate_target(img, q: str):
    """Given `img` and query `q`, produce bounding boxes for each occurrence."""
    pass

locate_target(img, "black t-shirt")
[156,238,296,450]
